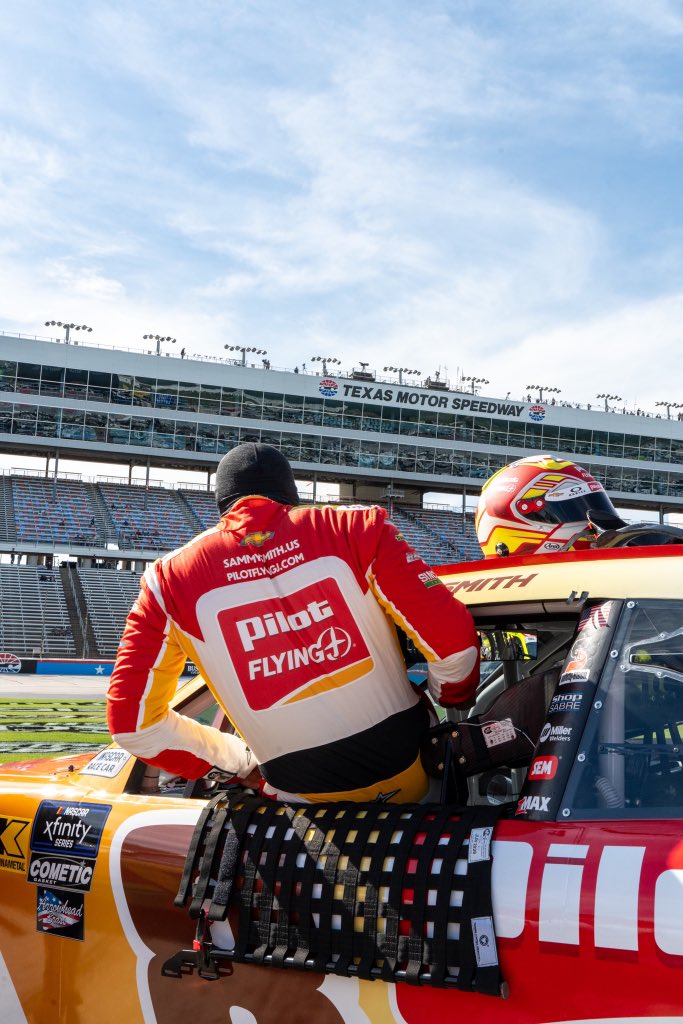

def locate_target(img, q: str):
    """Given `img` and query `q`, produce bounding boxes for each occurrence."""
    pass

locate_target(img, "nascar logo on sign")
[528,404,546,422]
[318,378,338,398]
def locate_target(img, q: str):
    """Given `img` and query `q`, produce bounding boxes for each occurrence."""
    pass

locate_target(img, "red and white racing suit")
[107,498,479,802]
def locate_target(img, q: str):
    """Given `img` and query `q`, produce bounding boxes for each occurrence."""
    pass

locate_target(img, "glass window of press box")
[2,358,683,476]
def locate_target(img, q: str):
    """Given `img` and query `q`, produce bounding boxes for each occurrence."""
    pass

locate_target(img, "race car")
[1,540,683,1023]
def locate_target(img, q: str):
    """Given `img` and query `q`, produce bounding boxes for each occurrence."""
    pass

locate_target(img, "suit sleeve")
[106,564,254,780]
[365,510,480,706]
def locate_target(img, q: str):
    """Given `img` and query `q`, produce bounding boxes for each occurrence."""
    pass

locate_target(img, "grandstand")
[1,328,682,659]
[0,565,75,657]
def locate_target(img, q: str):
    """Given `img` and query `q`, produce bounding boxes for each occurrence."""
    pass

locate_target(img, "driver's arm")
[107,569,254,780]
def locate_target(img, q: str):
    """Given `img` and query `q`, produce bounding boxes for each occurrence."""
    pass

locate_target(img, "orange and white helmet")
[475,455,624,557]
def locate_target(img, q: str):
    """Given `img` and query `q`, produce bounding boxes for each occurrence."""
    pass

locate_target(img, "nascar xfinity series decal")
[30,801,111,858]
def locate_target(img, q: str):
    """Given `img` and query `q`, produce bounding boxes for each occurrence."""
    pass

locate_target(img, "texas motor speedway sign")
[334,382,529,417]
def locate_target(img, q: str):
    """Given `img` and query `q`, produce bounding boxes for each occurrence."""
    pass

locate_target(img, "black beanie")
[215,443,299,515]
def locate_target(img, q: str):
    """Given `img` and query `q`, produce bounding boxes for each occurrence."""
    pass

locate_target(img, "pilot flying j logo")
[219,577,373,710]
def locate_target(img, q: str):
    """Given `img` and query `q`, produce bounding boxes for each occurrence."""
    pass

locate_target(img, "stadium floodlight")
[526,383,561,403]
[462,374,490,394]
[597,392,622,412]
[143,334,176,355]
[655,400,683,419]
[224,345,267,366]
[45,321,93,344]
[311,355,341,376]
[383,366,420,384]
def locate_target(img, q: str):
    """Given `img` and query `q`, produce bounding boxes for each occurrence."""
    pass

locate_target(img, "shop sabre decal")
[548,692,583,714]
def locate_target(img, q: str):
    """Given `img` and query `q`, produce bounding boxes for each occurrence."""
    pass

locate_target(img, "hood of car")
[0,750,93,781]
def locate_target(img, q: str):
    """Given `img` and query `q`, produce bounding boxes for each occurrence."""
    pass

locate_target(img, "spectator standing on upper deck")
[107,443,480,803]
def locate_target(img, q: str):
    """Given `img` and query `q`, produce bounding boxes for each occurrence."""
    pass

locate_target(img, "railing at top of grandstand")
[0,467,83,481]
[97,475,169,488]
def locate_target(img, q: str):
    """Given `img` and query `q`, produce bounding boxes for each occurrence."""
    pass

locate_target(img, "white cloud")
[0,0,682,419]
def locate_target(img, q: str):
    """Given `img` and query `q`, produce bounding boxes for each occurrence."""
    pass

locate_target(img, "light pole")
[383,366,419,385]
[655,400,683,419]
[144,334,176,355]
[526,383,561,403]
[461,374,490,394]
[597,392,622,412]
[45,321,92,344]
[311,356,341,376]
[224,345,267,366]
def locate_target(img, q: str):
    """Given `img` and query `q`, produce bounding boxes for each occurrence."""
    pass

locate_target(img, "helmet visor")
[521,486,622,528]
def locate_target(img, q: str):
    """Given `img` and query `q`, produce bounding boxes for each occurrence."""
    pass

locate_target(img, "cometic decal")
[27,852,95,892]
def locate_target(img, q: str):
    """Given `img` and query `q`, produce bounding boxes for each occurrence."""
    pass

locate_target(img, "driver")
[476,455,625,557]
[107,443,480,803]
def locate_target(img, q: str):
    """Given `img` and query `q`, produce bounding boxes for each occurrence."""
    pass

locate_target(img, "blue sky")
[2,0,683,409]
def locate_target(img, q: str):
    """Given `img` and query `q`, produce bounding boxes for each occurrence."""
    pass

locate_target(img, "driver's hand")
[240,766,263,790]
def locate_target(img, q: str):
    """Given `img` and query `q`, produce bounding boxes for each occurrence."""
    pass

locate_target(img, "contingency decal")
[516,598,622,820]
[80,748,132,778]
[36,886,85,941]
[0,815,30,874]
[30,801,111,858]
[27,852,95,892]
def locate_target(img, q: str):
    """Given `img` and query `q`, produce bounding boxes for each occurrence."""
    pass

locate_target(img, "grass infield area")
[0,697,110,764]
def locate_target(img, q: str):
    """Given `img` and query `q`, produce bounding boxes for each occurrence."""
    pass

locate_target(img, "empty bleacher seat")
[0,565,76,657]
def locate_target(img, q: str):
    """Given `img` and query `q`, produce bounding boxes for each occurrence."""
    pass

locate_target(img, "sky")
[2,0,683,413]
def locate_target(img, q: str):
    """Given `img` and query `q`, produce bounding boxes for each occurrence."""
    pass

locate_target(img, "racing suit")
[107,498,480,802]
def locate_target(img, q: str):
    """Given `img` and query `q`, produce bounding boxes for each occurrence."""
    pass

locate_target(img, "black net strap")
[174,792,229,909]
[282,808,326,968]
[173,796,507,997]
[234,799,279,959]
[189,797,232,919]
[457,804,502,997]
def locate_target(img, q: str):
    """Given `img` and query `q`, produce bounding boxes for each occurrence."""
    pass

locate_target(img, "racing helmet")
[475,455,624,557]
